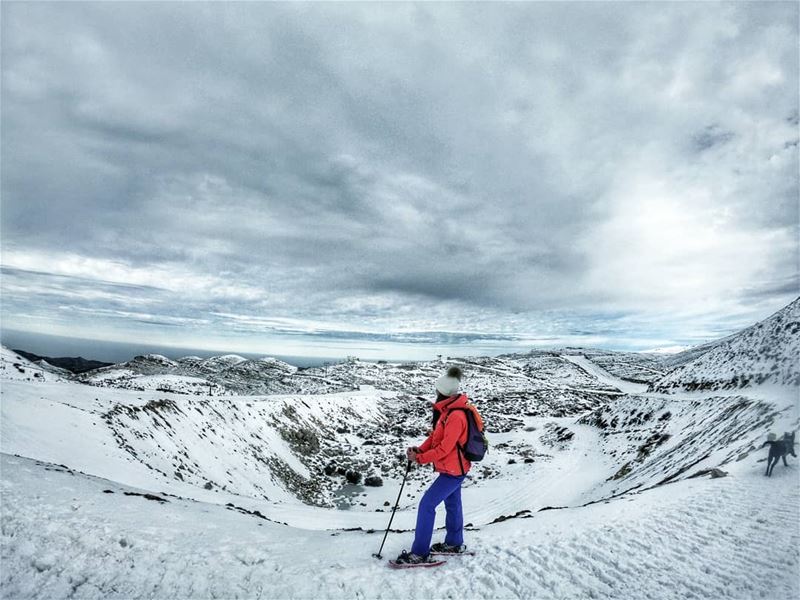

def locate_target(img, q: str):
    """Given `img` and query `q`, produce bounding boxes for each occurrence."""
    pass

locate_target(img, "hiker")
[394,366,473,565]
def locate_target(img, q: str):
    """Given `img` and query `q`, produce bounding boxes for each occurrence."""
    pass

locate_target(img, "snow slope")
[562,354,649,394]
[558,347,667,384]
[1,451,797,599]
[651,297,800,392]
[0,347,66,383]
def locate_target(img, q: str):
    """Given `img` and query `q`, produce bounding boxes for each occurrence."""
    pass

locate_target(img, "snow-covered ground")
[2,451,797,599]
[562,354,649,394]
[1,298,799,599]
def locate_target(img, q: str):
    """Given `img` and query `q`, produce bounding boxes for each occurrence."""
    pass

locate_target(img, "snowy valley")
[1,299,799,599]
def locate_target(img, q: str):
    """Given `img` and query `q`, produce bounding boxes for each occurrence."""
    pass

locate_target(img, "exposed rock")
[611,462,633,480]
[541,423,575,448]
[637,432,671,460]
[490,509,532,524]
[122,491,168,503]
[690,467,729,479]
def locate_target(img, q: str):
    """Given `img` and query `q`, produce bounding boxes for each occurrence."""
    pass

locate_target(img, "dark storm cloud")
[692,125,736,152]
[1,2,798,353]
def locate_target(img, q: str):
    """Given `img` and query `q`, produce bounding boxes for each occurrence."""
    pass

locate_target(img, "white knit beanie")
[435,366,462,396]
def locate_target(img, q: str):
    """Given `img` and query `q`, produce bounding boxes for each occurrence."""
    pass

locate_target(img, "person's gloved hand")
[406,447,419,463]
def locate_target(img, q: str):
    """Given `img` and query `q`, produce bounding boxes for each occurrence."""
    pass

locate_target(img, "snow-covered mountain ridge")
[79,347,664,399]
[650,297,800,392]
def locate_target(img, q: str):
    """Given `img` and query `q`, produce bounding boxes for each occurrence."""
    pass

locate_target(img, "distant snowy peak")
[651,298,800,393]
[175,354,248,375]
[640,346,691,355]
[128,354,179,370]
[205,354,247,366]
[34,359,74,377]
[258,356,289,365]
[143,353,175,362]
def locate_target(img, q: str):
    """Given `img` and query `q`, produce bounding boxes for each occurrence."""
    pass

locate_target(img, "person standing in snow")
[394,366,472,565]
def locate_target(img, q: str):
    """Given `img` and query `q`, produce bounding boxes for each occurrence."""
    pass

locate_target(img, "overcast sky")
[1,2,798,360]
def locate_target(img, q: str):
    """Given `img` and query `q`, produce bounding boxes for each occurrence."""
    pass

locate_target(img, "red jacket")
[416,394,472,476]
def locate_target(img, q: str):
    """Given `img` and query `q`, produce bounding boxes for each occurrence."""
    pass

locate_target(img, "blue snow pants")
[411,473,466,556]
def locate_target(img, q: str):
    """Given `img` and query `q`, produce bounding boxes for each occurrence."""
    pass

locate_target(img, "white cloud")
[1,249,265,301]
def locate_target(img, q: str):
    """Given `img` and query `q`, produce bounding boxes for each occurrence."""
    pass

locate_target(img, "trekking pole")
[372,460,412,559]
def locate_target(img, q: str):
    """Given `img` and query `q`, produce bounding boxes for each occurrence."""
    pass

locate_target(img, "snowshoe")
[431,542,475,556]
[388,550,445,569]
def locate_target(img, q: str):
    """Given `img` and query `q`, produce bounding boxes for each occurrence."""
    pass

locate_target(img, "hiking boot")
[394,550,433,564]
[430,542,467,554]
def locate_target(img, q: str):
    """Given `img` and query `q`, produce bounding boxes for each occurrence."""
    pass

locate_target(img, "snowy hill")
[0,347,66,383]
[81,353,298,396]
[2,450,795,599]
[651,297,800,392]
